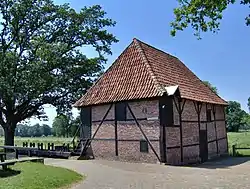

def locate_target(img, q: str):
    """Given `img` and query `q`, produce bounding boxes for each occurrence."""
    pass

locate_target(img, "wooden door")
[159,95,173,163]
[199,130,208,162]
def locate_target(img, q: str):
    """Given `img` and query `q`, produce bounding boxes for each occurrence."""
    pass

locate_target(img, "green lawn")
[0,162,83,189]
[227,132,250,156]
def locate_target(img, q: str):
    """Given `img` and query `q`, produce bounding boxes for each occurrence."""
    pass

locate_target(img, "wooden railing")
[232,144,250,156]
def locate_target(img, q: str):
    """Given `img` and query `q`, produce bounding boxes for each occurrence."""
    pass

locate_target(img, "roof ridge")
[135,38,227,105]
[135,38,179,60]
[133,38,165,95]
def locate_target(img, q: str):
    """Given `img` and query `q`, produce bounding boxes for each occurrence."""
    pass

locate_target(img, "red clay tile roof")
[74,38,227,107]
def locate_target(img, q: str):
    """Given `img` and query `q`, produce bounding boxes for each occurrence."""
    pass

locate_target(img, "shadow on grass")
[0,169,21,178]
[190,156,250,169]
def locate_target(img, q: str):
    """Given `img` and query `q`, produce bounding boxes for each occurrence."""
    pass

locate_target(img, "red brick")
[182,122,199,145]
[183,145,200,163]
[167,148,181,165]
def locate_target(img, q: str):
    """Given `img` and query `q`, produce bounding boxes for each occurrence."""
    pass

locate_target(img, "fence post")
[232,145,236,156]
[38,143,40,150]
[15,149,18,159]
[41,143,43,150]
[51,143,54,151]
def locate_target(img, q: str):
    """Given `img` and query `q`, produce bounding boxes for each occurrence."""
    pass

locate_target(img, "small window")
[115,102,126,121]
[207,109,212,122]
[140,140,148,153]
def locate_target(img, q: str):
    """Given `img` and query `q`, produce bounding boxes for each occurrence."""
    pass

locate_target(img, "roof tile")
[74,38,227,107]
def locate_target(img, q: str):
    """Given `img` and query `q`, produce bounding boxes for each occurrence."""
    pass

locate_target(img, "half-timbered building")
[74,38,228,165]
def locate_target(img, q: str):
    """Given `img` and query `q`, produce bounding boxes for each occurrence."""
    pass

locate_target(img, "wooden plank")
[235,148,250,150]
[0,157,44,170]
[3,157,44,164]
[0,145,38,150]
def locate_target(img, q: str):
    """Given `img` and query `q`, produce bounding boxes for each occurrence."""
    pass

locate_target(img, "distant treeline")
[0,115,80,137]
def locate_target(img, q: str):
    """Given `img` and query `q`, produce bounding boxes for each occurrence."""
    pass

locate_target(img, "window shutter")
[140,140,149,153]
[115,102,126,121]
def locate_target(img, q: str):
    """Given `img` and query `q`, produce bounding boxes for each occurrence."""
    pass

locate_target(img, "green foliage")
[0,0,117,145]
[0,162,83,189]
[15,123,52,137]
[52,114,70,137]
[171,0,249,38]
[202,80,218,94]
[241,113,250,130]
[52,114,80,137]
[226,101,248,132]
[69,116,81,137]
[248,97,250,111]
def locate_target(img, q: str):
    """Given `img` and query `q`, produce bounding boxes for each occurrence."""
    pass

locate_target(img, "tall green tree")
[248,97,250,111]
[202,80,218,94]
[171,0,250,38]
[226,101,247,132]
[52,114,70,137]
[0,0,117,145]
[69,116,81,137]
[40,124,52,136]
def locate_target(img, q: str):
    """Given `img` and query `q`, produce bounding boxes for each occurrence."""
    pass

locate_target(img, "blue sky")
[31,0,250,125]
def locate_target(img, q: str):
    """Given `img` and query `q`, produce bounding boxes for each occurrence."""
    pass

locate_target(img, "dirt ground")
[45,157,250,189]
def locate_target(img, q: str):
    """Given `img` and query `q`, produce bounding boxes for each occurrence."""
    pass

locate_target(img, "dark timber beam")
[193,101,202,130]
[212,105,219,154]
[114,104,118,156]
[80,104,113,155]
[222,107,229,153]
[159,95,173,163]
[173,97,186,163]
[205,103,208,131]
[127,103,161,162]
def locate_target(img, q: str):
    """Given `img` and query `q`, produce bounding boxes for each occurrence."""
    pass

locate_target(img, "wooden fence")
[232,144,250,156]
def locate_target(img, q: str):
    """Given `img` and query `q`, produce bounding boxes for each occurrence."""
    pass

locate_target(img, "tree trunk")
[3,124,16,146]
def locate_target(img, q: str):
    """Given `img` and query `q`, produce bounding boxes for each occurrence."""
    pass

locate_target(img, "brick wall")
[92,104,115,121]
[180,100,200,163]
[207,122,216,142]
[88,97,228,165]
[182,100,197,121]
[208,141,217,158]
[90,99,160,163]
[167,148,181,164]
[171,99,228,165]
[183,145,200,163]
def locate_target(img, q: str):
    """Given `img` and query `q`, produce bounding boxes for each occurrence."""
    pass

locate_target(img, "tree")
[69,116,81,137]
[40,124,51,136]
[202,80,218,94]
[226,101,246,132]
[16,123,30,137]
[0,0,117,145]
[247,97,250,111]
[241,113,250,130]
[171,0,250,38]
[0,127,4,136]
[52,114,70,137]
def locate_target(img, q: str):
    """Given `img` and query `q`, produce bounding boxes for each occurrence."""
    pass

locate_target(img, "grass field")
[227,132,250,156]
[0,162,83,189]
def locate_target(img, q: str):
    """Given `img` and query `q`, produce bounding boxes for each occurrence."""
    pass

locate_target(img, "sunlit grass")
[0,162,83,189]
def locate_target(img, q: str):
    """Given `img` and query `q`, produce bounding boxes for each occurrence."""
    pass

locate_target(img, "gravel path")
[45,157,250,189]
